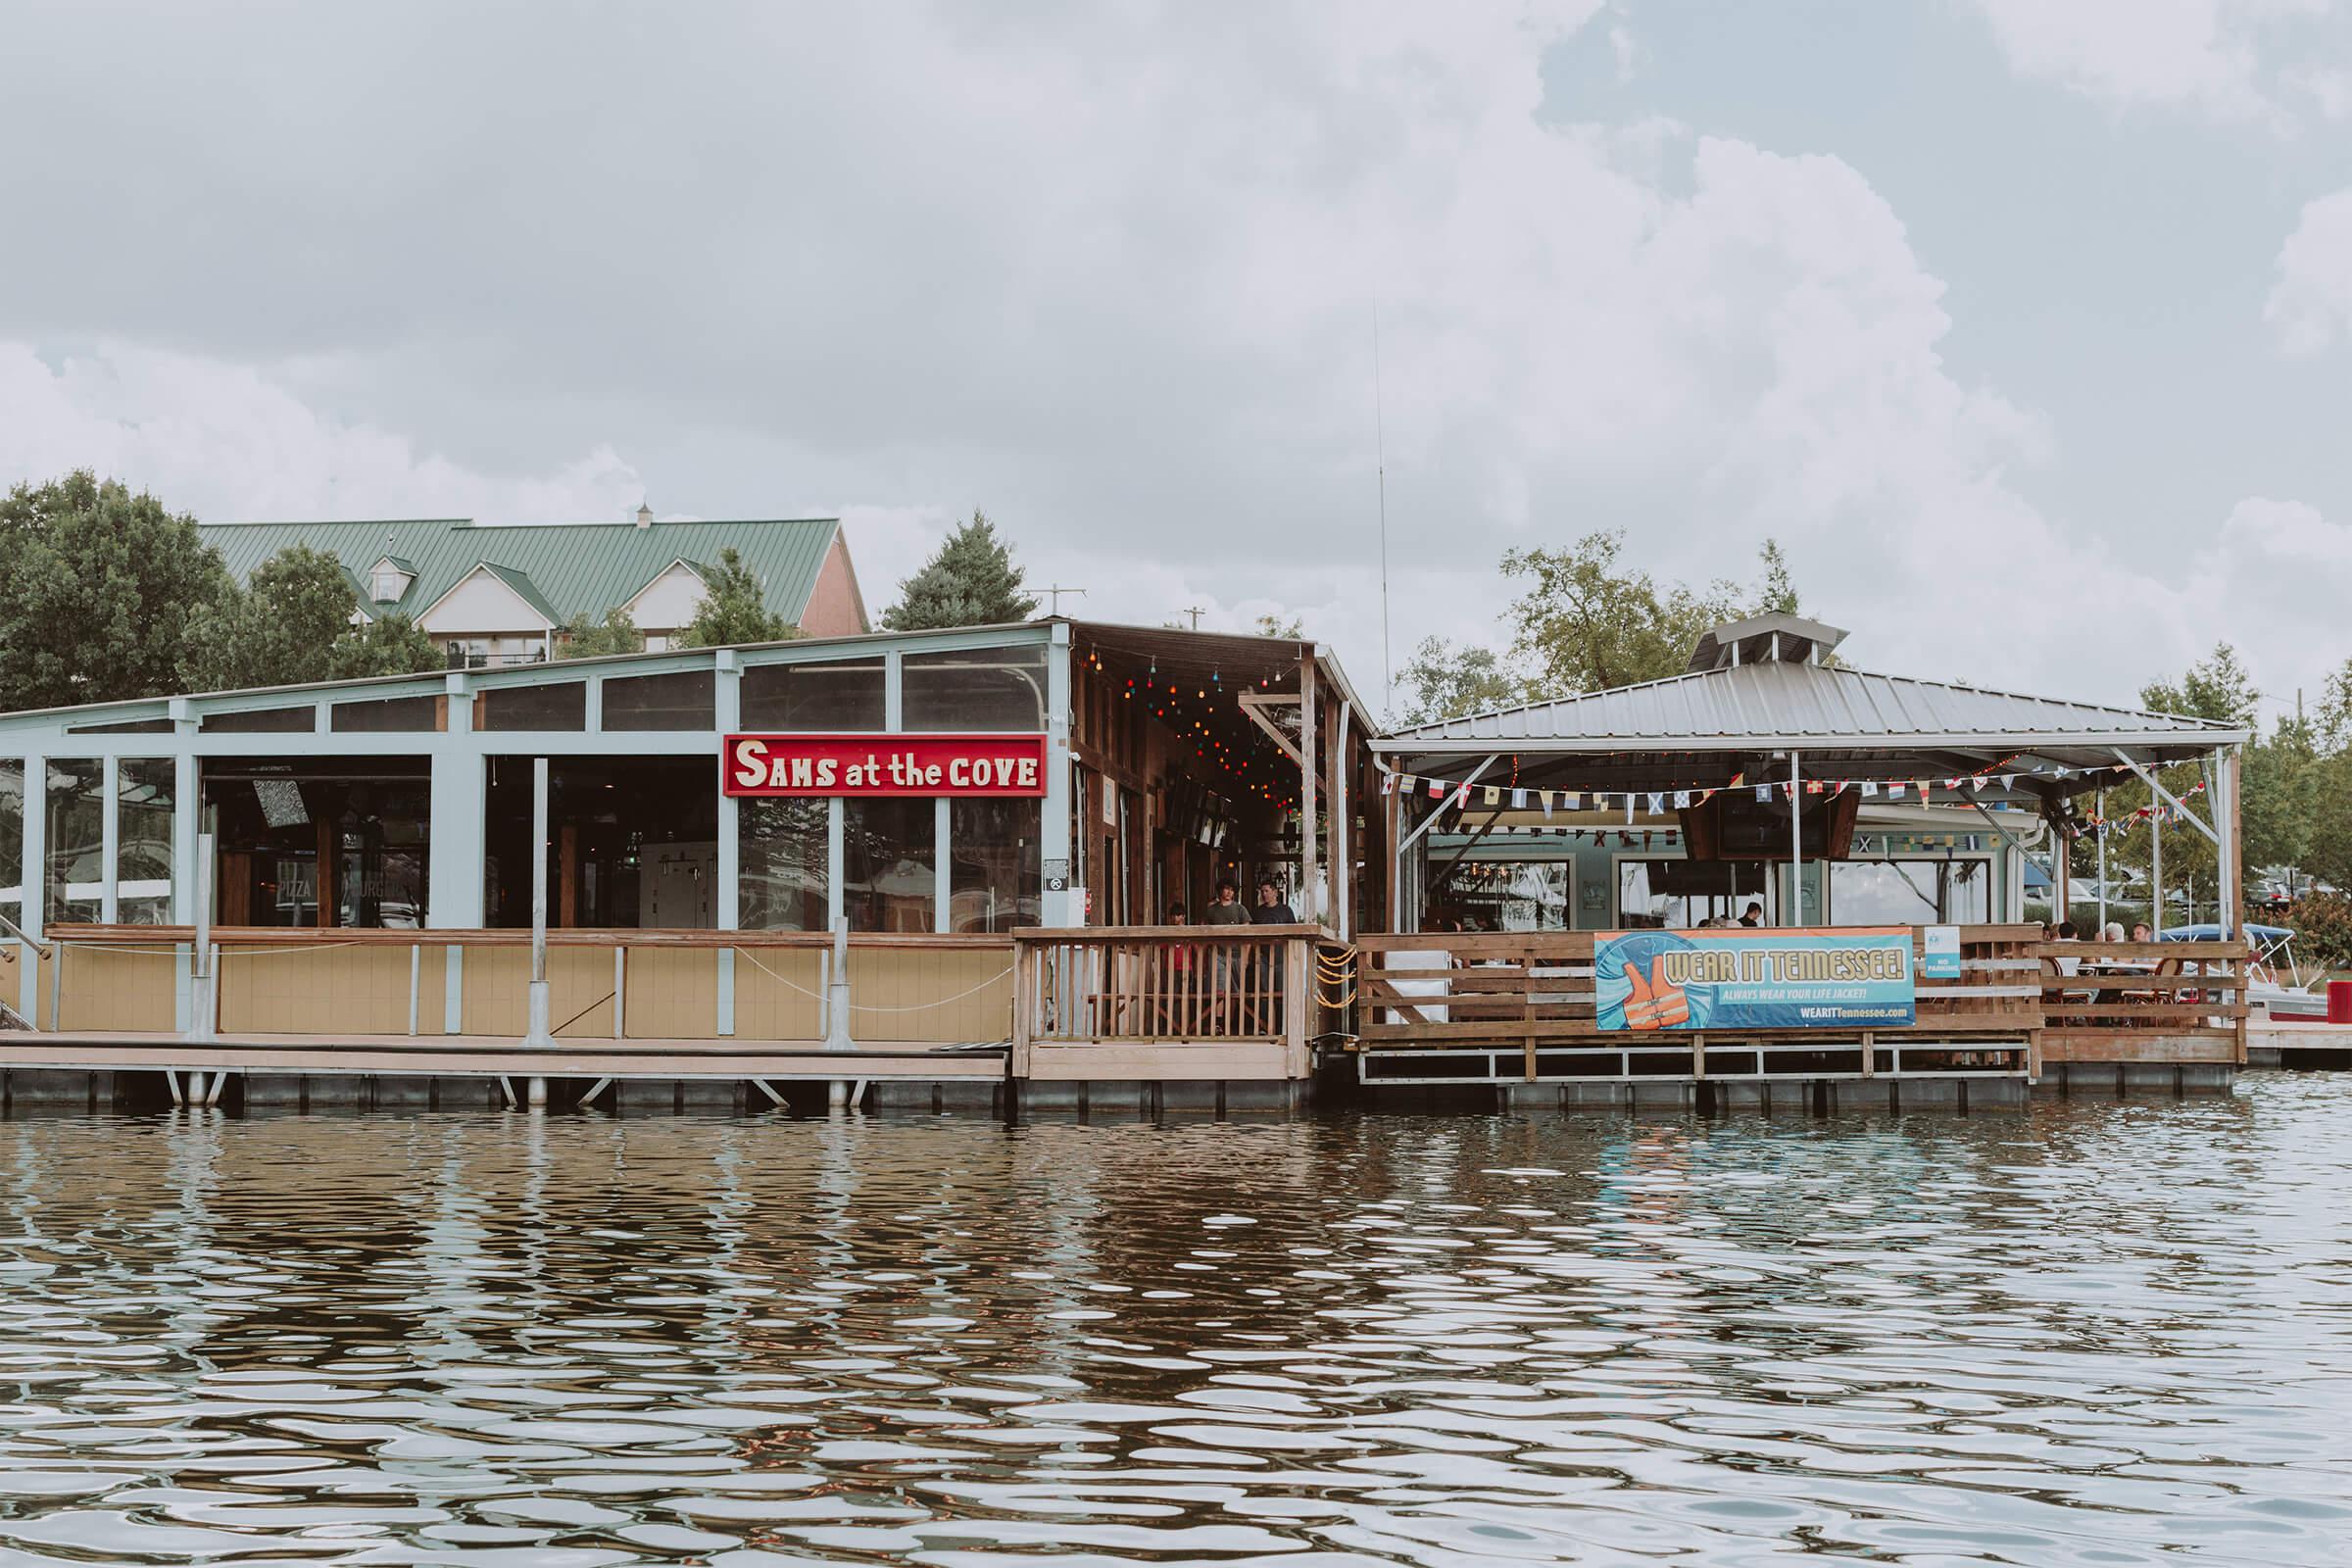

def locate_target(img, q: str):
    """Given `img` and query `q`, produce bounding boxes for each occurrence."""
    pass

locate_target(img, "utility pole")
[1039,584,1086,614]
[1179,605,1206,630]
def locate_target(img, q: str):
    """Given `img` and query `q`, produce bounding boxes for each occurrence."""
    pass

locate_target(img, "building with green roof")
[199,507,868,663]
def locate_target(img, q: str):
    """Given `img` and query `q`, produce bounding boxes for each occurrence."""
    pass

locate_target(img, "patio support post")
[523,757,552,1049]
[1786,751,1801,927]
[2151,803,2163,935]
[2096,787,2106,932]
[2215,746,2238,941]
[1299,651,1319,920]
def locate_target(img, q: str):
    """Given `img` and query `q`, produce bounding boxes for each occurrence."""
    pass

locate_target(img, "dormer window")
[368,556,415,604]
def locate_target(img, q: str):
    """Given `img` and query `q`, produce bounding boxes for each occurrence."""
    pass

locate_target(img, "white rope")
[731,946,1014,1012]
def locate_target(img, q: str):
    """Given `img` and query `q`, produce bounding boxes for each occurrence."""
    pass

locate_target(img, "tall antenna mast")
[1374,309,1393,714]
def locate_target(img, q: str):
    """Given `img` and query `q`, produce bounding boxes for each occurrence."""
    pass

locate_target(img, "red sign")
[724,733,1048,797]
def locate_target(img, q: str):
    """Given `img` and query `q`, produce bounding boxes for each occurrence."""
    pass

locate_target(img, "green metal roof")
[199,516,842,627]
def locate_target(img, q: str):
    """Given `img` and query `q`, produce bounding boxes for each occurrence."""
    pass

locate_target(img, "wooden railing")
[2034,939,2250,1065]
[1351,925,2048,1081]
[19,924,1015,1048]
[1007,924,1336,1080]
[1345,926,2253,1077]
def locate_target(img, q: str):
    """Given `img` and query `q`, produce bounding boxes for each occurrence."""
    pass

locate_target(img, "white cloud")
[1969,0,2339,124]
[2265,188,2352,353]
[0,2,2284,715]
[0,341,643,524]
[2196,498,2352,708]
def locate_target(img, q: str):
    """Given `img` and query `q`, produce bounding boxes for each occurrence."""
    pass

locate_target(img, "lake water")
[0,1076,2346,1566]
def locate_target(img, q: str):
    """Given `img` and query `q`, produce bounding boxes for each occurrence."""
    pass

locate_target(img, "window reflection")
[844,798,934,932]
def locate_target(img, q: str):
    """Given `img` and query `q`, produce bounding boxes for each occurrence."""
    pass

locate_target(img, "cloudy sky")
[3,1,2348,721]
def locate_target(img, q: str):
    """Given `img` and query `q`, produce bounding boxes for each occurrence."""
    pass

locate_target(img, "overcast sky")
[3,1,2349,721]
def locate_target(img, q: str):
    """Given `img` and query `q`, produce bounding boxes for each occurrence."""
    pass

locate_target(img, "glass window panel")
[1615,859,1777,929]
[201,706,316,734]
[475,681,586,731]
[1945,859,1990,923]
[332,694,442,733]
[603,669,715,731]
[1829,860,1942,926]
[740,797,829,931]
[69,716,172,734]
[1444,860,1570,933]
[0,760,22,906]
[949,799,1040,933]
[740,658,886,731]
[843,798,934,932]
[45,759,104,924]
[117,759,175,924]
[902,646,1048,732]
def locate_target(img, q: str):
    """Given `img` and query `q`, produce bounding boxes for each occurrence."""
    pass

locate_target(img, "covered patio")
[1359,614,2254,1100]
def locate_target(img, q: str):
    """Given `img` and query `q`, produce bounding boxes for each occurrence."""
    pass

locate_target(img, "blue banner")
[1594,927,1916,1031]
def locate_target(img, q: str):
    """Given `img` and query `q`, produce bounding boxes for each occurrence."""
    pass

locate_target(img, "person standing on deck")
[1249,875,1298,1032]
[1202,879,1250,1029]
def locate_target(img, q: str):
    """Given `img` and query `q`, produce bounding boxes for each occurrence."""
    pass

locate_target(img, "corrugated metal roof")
[1381,660,2248,749]
[201,517,841,627]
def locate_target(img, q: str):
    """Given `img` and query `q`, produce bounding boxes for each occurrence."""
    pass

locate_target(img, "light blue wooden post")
[1040,622,1077,927]
[428,673,482,1033]
[714,650,741,1036]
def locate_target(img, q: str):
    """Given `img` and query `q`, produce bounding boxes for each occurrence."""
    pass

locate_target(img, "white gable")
[418,566,552,636]
[367,556,415,604]
[622,561,710,632]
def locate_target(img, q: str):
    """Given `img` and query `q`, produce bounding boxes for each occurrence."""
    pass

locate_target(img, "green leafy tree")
[679,548,796,647]
[558,608,647,660]
[181,545,440,691]
[1252,612,1305,639]
[1396,636,1525,726]
[881,511,1040,630]
[332,612,442,680]
[1499,531,1795,694]
[0,471,230,711]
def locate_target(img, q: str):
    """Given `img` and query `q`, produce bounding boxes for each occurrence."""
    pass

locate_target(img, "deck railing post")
[522,758,553,1049]
[407,943,419,1037]
[185,832,215,1044]
[1010,936,1033,1080]
[613,944,626,1041]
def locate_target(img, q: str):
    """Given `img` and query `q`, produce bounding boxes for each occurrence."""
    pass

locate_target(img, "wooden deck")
[0,1032,1004,1081]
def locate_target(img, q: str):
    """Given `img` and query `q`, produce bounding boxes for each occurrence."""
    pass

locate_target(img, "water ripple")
[0,1077,2343,1563]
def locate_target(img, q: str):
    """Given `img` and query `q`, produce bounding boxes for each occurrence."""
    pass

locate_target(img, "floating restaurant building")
[0,611,2255,1114]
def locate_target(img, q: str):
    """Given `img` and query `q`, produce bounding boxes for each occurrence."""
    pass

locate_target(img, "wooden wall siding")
[848,944,1014,1045]
[619,947,717,1040]
[460,946,531,1038]
[56,946,178,1033]
[221,944,420,1035]
[730,948,825,1044]
[548,947,621,1039]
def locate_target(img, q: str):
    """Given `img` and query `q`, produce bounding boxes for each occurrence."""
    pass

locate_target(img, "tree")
[1252,612,1304,639]
[881,511,1040,630]
[1499,530,1798,694]
[679,548,795,647]
[181,545,440,691]
[0,471,230,711]
[332,612,442,680]
[558,608,646,660]
[1396,636,1525,726]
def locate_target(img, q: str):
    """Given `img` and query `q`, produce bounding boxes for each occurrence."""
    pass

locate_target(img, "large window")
[741,658,885,731]
[0,760,22,916]
[949,799,1039,932]
[44,759,104,924]
[844,798,934,932]
[1830,858,1990,925]
[903,646,1048,732]
[1438,860,1571,932]
[1617,859,1777,929]
[117,760,174,924]
[741,797,828,931]
[203,761,432,928]
[475,681,585,731]
[603,670,714,731]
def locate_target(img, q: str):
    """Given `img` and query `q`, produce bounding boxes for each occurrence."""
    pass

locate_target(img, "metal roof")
[1379,659,2248,755]
[201,516,842,627]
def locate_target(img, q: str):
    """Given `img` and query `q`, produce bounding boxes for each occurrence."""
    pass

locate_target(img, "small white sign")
[1922,924,1962,980]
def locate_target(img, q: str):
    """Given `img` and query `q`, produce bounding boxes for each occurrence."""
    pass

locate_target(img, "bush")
[2286,894,2352,973]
